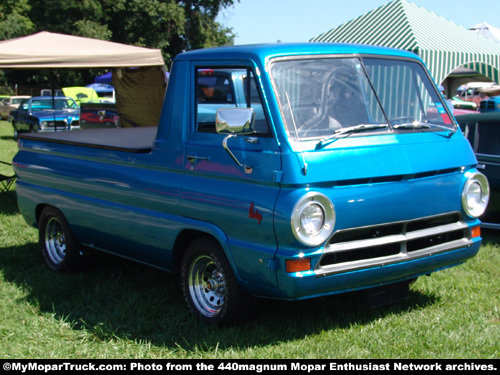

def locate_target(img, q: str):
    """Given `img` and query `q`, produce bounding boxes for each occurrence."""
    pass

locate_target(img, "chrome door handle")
[187,155,209,164]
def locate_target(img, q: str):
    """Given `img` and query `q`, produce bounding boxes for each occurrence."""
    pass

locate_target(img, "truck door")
[182,65,282,289]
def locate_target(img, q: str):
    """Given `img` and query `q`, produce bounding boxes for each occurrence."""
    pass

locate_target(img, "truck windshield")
[270,57,455,142]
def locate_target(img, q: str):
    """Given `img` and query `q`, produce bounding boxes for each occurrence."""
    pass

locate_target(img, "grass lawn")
[0,119,499,359]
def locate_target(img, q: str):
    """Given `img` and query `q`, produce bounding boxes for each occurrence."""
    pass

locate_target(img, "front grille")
[316,213,470,276]
[46,120,67,128]
[480,100,496,110]
[479,100,495,109]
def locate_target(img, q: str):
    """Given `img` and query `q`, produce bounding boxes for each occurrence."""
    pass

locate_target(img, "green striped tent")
[310,0,500,85]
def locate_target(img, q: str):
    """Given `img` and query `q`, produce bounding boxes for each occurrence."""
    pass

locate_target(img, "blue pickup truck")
[13,43,489,325]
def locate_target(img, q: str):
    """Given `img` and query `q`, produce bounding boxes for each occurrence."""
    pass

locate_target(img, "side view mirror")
[216,107,255,135]
[216,108,255,174]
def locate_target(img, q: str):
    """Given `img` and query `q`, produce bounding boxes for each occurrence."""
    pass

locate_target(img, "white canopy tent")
[469,22,500,44]
[0,31,167,127]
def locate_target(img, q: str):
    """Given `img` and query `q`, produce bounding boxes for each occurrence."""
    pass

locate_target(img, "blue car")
[10,96,80,138]
[479,96,500,113]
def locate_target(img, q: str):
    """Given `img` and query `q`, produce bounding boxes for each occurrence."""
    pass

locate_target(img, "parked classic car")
[79,102,120,129]
[0,95,31,119]
[10,96,80,137]
[456,112,500,228]
[456,82,500,108]
[451,96,477,110]
[479,96,500,113]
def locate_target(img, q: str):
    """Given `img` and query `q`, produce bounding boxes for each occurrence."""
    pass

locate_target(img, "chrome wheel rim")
[45,217,66,265]
[188,255,226,317]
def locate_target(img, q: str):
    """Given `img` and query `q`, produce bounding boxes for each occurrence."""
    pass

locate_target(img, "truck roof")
[175,42,420,62]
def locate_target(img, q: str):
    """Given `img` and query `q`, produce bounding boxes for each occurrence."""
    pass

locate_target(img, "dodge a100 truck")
[13,43,489,325]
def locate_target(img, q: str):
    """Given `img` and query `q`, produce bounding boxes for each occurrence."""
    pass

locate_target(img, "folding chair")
[0,160,15,194]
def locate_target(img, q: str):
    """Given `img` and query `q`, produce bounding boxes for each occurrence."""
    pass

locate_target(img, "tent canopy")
[310,0,500,86]
[94,72,112,84]
[470,22,500,44]
[0,31,164,68]
[0,32,166,127]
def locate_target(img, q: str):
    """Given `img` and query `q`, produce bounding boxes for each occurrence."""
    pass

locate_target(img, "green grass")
[0,120,499,359]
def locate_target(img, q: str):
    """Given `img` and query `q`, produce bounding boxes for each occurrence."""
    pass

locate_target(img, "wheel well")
[35,203,49,227]
[173,230,219,272]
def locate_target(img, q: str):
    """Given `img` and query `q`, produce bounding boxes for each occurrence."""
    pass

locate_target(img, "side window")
[196,67,270,136]
[197,70,235,105]
[477,122,500,156]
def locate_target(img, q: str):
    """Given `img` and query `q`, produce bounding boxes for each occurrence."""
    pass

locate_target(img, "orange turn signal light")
[471,225,481,239]
[285,258,311,273]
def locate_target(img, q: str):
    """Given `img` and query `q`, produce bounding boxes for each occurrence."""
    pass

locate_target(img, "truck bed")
[18,127,157,153]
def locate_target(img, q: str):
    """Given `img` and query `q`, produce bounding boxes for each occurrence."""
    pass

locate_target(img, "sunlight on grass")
[0,120,498,358]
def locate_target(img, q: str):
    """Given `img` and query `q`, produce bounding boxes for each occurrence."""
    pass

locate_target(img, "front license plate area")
[361,280,411,308]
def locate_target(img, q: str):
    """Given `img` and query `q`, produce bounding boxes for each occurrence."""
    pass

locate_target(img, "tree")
[0,0,237,89]
[0,0,35,40]
[24,0,237,64]
[0,0,35,88]
[181,0,237,50]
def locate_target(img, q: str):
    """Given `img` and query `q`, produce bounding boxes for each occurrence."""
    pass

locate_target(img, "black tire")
[12,122,18,139]
[180,237,254,326]
[39,206,81,273]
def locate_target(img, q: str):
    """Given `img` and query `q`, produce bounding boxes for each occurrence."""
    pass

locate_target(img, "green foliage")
[181,0,237,50]
[0,0,237,88]
[0,121,499,359]
[106,0,187,63]
[73,20,113,41]
[1,0,237,64]
[0,0,35,40]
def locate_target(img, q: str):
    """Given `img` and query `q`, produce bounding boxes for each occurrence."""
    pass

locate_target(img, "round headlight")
[300,203,325,236]
[462,172,489,218]
[291,192,335,246]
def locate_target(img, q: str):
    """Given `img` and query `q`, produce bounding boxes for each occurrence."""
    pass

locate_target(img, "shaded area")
[0,240,439,351]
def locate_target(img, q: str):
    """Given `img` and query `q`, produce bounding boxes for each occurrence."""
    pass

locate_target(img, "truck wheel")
[39,206,81,273]
[180,237,254,326]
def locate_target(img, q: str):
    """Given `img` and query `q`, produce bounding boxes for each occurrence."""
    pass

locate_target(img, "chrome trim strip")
[315,238,472,277]
[315,214,471,277]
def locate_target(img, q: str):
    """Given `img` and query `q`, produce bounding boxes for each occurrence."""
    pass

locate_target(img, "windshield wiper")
[393,121,456,138]
[316,124,389,149]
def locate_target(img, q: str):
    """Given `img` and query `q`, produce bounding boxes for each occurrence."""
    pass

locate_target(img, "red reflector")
[440,113,452,124]
[286,258,311,273]
[471,226,481,239]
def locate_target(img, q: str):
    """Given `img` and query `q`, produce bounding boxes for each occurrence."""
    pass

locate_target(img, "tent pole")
[49,70,57,132]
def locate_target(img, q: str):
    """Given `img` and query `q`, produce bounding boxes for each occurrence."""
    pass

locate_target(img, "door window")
[196,67,271,136]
